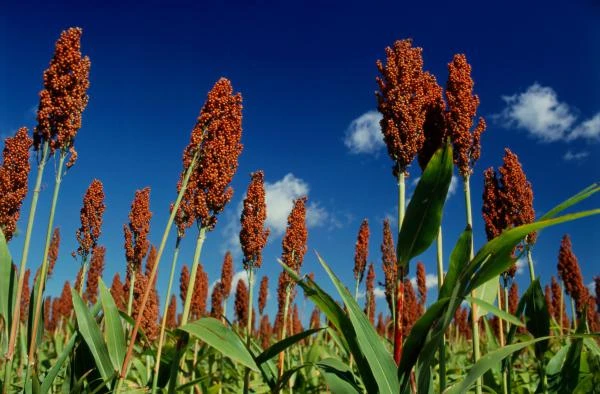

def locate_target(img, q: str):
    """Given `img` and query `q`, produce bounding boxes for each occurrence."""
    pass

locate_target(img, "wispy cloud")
[344,111,384,154]
[496,83,600,142]
[563,150,589,162]
[410,273,439,290]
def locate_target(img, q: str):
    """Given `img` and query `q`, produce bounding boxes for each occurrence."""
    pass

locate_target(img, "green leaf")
[255,328,323,365]
[444,337,552,394]
[539,183,599,220]
[40,334,77,394]
[439,227,471,300]
[315,253,399,394]
[523,280,550,360]
[316,358,362,394]
[178,317,259,372]
[279,261,377,390]
[98,279,126,372]
[397,142,453,270]
[552,311,587,393]
[473,276,498,307]
[71,288,115,386]
[465,296,524,327]
[0,229,16,346]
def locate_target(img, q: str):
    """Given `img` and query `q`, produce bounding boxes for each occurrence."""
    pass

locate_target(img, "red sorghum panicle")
[281,197,308,272]
[74,266,84,294]
[497,149,536,244]
[180,264,190,305]
[240,171,269,270]
[145,245,158,287]
[482,168,507,241]
[275,271,290,337]
[0,127,32,241]
[210,283,224,319]
[310,307,320,330]
[76,180,105,260]
[445,54,485,177]
[545,285,555,318]
[176,78,243,231]
[259,315,272,349]
[353,219,370,284]
[586,294,600,333]
[57,281,73,322]
[43,297,53,331]
[47,228,60,278]
[190,263,208,319]
[166,295,177,329]
[508,282,519,315]
[550,276,569,331]
[291,304,303,336]
[234,279,249,327]
[110,273,126,310]
[34,28,90,168]
[123,188,152,276]
[221,252,234,299]
[258,275,269,315]
[418,74,448,170]
[132,272,159,342]
[20,269,31,323]
[416,261,426,306]
[365,263,376,324]
[376,313,386,336]
[84,245,105,304]
[403,279,418,337]
[376,39,429,177]
[381,219,397,314]
[557,235,586,310]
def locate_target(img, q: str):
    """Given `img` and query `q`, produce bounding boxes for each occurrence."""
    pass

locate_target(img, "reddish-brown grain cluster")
[376,39,429,177]
[557,235,586,310]
[309,307,320,330]
[53,281,73,327]
[550,276,569,331]
[131,272,159,342]
[258,275,269,315]
[240,171,269,270]
[166,295,177,329]
[47,228,60,278]
[34,28,90,168]
[595,276,600,313]
[508,283,519,315]
[365,263,376,324]
[234,279,249,327]
[110,273,126,310]
[180,265,190,305]
[210,283,224,319]
[0,127,33,241]
[281,197,308,272]
[445,54,485,177]
[381,219,397,314]
[76,180,105,260]
[418,75,448,170]
[353,219,370,283]
[259,315,272,349]
[84,245,105,304]
[220,252,234,299]
[190,263,208,319]
[402,279,419,337]
[176,78,243,231]
[454,306,471,339]
[124,188,152,275]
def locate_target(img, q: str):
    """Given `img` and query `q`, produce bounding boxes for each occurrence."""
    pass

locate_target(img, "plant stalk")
[526,247,535,283]
[393,172,405,365]
[152,236,182,393]
[436,226,446,392]
[27,151,66,370]
[278,286,292,378]
[118,148,200,386]
[181,227,207,325]
[3,142,49,393]
[243,267,255,394]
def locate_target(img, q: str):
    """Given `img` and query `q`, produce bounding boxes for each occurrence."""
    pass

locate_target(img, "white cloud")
[357,287,386,300]
[563,150,589,162]
[568,113,600,141]
[497,83,600,143]
[515,256,532,275]
[587,281,595,294]
[344,111,384,154]
[498,83,576,142]
[410,274,439,290]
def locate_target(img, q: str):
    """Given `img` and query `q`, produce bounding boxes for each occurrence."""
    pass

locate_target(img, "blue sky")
[1,1,599,321]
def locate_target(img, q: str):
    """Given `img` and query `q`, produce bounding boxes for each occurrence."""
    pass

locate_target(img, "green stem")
[278,287,291,378]
[526,247,535,283]
[498,283,507,394]
[463,174,482,394]
[570,297,577,331]
[28,151,66,369]
[118,147,200,386]
[503,286,512,393]
[181,227,207,325]
[78,256,89,297]
[436,226,446,392]
[152,237,182,393]
[3,142,49,393]
[393,172,406,365]
[126,270,136,317]
[244,268,255,394]
[189,340,199,394]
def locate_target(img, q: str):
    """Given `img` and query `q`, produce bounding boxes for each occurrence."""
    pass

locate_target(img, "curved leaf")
[178,317,259,372]
[316,358,362,394]
[256,328,323,365]
[99,280,126,371]
[40,334,77,393]
[465,296,524,327]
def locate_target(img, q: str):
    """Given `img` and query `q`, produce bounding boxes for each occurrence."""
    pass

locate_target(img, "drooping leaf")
[178,317,259,372]
[466,296,524,327]
[539,183,599,221]
[523,280,550,360]
[439,226,471,300]
[316,358,362,394]
[255,328,323,365]
[397,142,453,271]
[40,334,77,394]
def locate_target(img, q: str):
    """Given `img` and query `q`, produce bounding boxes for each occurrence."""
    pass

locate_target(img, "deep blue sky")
[1,0,599,320]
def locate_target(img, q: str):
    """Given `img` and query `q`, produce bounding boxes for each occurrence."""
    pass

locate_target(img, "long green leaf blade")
[256,328,323,365]
[465,296,524,327]
[99,279,126,371]
[40,334,77,394]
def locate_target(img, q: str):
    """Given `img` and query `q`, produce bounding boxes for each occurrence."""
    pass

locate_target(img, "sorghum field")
[0,23,599,394]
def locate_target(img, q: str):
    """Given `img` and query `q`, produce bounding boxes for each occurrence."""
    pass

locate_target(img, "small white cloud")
[563,150,589,162]
[498,83,576,142]
[587,281,595,294]
[344,111,384,154]
[264,174,309,237]
[515,256,531,275]
[373,287,386,299]
[568,113,600,141]
[231,270,249,289]
[410,274,438,290]
[306,202,329,228]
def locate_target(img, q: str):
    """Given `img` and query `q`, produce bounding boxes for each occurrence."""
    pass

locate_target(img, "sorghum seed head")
[353,219,370,283]
[416,261,427,306]
[381,219,397,314]
[47,227,60,279]
[240,170,269,270]
[418,73,448,170]
[557,235,586,310]
[124,187,152,275]
[210,283,224,319]
[221,251,234,299]
[234,279,249,327]
[76,180,105,260]
[110,273,126,311]
[166,295,177,329]
[84,245,105,304]
[180,264,190,305]
[258,275,269,315]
